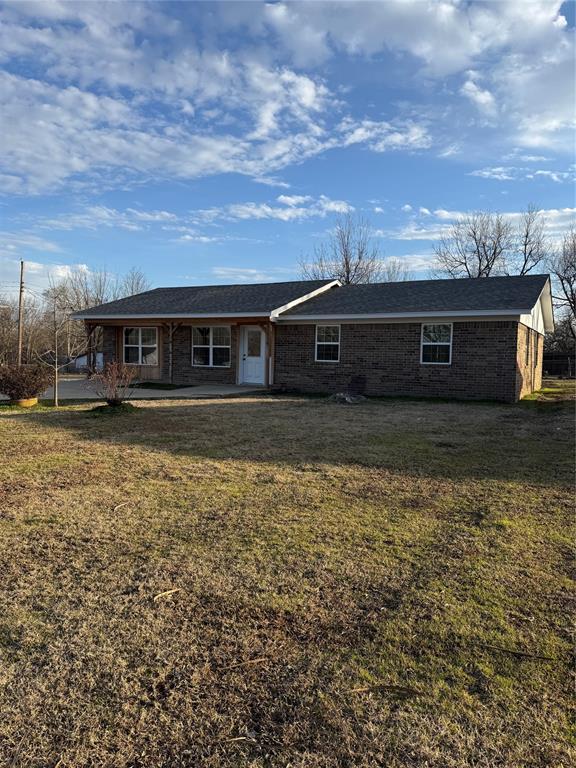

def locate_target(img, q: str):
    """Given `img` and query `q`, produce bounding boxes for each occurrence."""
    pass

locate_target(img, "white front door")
[240,326,266,384]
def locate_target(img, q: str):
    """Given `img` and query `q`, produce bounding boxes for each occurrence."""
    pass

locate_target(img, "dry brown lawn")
[0,387,574,767]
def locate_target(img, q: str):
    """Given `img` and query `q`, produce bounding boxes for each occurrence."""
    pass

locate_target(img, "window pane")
[317,326,339,343]
[140,328,157,346]
[212,326,231,347]
[193,327,210,345]
[422,344,450,363]
[193,347,210,366]
[142,346,158,365]
[213,347,231,367]
[422,324,451,344]
[247,330,261,357]
[317,343,339,361]
[124,346,140,364]
[124,328,139,345]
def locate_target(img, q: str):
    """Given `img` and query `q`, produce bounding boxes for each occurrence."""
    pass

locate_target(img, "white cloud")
[38,205,180,231]
[0,231,62,258]
[192,195,354,224]
[470,167,516,181]
[252,176,291,189]
[460,73,497,117]
[211,266,295,283]
[339,118,432,151]
[401,204,413,212]
[470,166,574,183]
[276,194,312,207]
[0,0,572,198]
[531,170,574,183]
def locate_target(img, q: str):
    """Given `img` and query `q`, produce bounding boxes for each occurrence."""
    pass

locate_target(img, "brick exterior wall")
[162,325,238,386]
[102,319,544,402]
[273,321,543,402]
[515,323,544,399]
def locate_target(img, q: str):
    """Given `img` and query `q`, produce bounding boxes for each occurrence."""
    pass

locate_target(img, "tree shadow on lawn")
[4,394,573,488]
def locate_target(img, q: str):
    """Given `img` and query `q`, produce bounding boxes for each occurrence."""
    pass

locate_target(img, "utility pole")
[53,299,59,408]
[17,260,24,367]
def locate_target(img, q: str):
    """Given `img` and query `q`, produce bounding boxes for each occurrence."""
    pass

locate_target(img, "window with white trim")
[192,326,231,367]
[421,324,452,365]
[315,325,340,362]
[123,327,158,365]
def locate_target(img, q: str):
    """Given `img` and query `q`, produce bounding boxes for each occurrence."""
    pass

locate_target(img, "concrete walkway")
[1,376,267,401]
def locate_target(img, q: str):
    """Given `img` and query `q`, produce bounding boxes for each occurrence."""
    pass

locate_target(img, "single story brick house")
[73,274,554,402]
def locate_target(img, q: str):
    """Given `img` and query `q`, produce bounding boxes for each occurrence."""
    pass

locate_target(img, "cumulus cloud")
[0,0,572,198]
[460,74,497,117]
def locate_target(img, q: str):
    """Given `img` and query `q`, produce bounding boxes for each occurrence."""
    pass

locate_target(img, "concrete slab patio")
[0,375,267,402]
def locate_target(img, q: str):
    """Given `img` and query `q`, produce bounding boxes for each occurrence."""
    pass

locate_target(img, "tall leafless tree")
[380,257,413,283]
[300,215,386,284]
[506,204,549,276]
[434,206,550,279]
[548,226,576,341]
[434,211,513,278]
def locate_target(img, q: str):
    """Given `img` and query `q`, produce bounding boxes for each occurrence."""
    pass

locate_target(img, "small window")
[192,326,231,367]
[421,324,452,365]
[525,331,530,366]
[534,332,538,369]
[123,327,158,366]
[316,325,340,362]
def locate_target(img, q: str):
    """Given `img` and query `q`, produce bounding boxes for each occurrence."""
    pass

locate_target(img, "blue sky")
[0,0,574,295]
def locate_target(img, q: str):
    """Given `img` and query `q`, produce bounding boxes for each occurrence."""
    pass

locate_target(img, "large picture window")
[192,326,231,367]
[123,327,158,365]
[421,324,452,365]
[315,325,340,362]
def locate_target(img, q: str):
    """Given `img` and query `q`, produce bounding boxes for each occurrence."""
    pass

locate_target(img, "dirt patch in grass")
[0,386,574,767]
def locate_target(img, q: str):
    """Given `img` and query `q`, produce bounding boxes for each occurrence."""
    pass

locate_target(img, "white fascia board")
[270,280,341,318]
[539,278,555,332]
[519,279,555,334]
[273,309,527,323]
[72,312,271,321]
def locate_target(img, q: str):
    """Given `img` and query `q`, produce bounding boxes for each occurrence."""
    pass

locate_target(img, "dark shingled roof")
[282,274,550,316]
[73,280,333,318]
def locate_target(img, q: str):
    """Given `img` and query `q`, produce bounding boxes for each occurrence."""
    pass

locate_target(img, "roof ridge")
[151,279,330,291]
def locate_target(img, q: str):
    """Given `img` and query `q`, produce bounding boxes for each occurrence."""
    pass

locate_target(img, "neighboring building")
[72,274,554,402]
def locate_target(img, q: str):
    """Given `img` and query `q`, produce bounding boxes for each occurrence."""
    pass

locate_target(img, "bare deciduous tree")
[0,266,151,369]
[300,215,385,284]
[112,267,151,299]
[434,211,513,278]
[548,226,576,341]
[507,204,549,276]
[380,257,413,283]
[434,206,550,279]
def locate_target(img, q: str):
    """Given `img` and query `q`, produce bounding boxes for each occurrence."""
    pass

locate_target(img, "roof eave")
[72,312,272,321]
[274,309,528,322]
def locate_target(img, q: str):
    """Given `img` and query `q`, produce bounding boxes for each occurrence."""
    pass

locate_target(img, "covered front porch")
[0,375,268,402]
[87,319,276,388]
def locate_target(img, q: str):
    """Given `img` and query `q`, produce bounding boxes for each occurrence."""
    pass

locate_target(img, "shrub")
[0,365,53,401]
[90,362,136,406]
